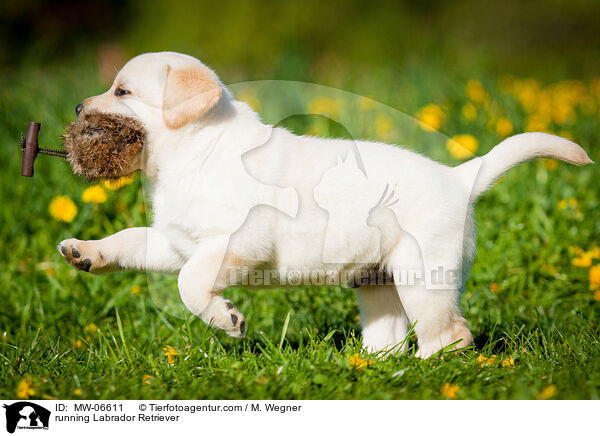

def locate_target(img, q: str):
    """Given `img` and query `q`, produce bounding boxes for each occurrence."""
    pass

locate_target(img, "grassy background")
[1,1,599,399]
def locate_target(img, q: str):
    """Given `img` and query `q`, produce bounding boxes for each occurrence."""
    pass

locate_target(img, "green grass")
[0,55,599,400]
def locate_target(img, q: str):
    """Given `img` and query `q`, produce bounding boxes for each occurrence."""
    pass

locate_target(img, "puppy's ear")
[162,64,222,129]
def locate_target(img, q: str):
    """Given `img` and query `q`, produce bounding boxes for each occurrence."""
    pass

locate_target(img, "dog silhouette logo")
[3,402,50,433]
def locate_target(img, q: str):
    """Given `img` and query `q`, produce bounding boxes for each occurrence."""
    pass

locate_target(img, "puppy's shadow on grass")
[472,324,510,354]
[473,333,506,354]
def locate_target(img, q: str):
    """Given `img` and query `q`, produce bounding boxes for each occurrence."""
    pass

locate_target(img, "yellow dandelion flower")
[526,113,550,132]
[465,80,488,104]
[142,375,153,385]
[73,339,84,348]
[130,284,142,295]
[569,246,585,256]
[347,354,374,371]
[558,199,568,210]
[308,97,339,118]
[515,79,541,112]
[571,246,600,265]
[73,388,83,396]
[461,103,477,122]
[572,254,592,268]
[475,353,497,367]
[589,265,600,291]
[536,384,556,400]
[541,159,558,170]
[375,114,393,140]
[163,345,178,365]
[502,357,515,369]
[417,104,445,132]
[83,323,98,334]
[557,80,586,104]
[495,117,513,137]
[102,173,137,190]
[49,196,78,223]
[490,283,499,293]
[594,290,600,301]
[16,377,35,399]
[446,134,479,160]
[588,247,600,259]
[440,382,459,399]
[536,90,553,116]
[82,185,107,204]
[552,104,573,125]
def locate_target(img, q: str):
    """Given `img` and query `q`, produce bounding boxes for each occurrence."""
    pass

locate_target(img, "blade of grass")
[278,310,291,350]
[115,307,133,365]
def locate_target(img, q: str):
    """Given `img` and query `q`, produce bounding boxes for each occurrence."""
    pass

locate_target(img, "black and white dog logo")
[3,402,50,433]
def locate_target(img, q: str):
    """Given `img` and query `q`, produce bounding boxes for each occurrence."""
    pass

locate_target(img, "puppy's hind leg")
[389,233,473,359]
[200,296,247,338]
[177,234,231,316]
[178,235,249,337]
[356,285,409,354]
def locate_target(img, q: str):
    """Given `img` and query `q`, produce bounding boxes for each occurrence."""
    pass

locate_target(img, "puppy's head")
[66,52,224,180]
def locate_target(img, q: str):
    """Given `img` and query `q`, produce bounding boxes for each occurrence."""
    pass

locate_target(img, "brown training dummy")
[19,111,144,181]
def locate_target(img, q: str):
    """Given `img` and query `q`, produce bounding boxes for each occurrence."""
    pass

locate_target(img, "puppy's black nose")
[76,103,83,116]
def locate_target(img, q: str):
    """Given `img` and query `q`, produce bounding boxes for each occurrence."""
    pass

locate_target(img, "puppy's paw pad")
[224,301,246,338]
[58,239,104,273]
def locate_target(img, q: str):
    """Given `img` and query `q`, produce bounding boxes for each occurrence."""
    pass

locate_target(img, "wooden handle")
[21,122,40,177]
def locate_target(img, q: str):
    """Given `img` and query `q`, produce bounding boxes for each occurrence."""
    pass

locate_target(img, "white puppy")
[58,52,593,358]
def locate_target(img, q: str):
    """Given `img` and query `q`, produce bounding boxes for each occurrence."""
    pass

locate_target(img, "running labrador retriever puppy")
[58,52,593,358]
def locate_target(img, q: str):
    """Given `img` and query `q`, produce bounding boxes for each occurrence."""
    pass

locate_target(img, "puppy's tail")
[455,132,593,199]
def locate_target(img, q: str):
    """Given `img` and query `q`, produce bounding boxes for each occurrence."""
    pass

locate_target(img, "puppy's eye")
[115,87,131,97]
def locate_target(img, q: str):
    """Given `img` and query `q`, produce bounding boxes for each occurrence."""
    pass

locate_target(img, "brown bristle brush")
[19,111,145,181]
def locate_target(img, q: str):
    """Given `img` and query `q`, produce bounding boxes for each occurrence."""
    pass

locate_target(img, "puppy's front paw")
[57,239,109,273]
